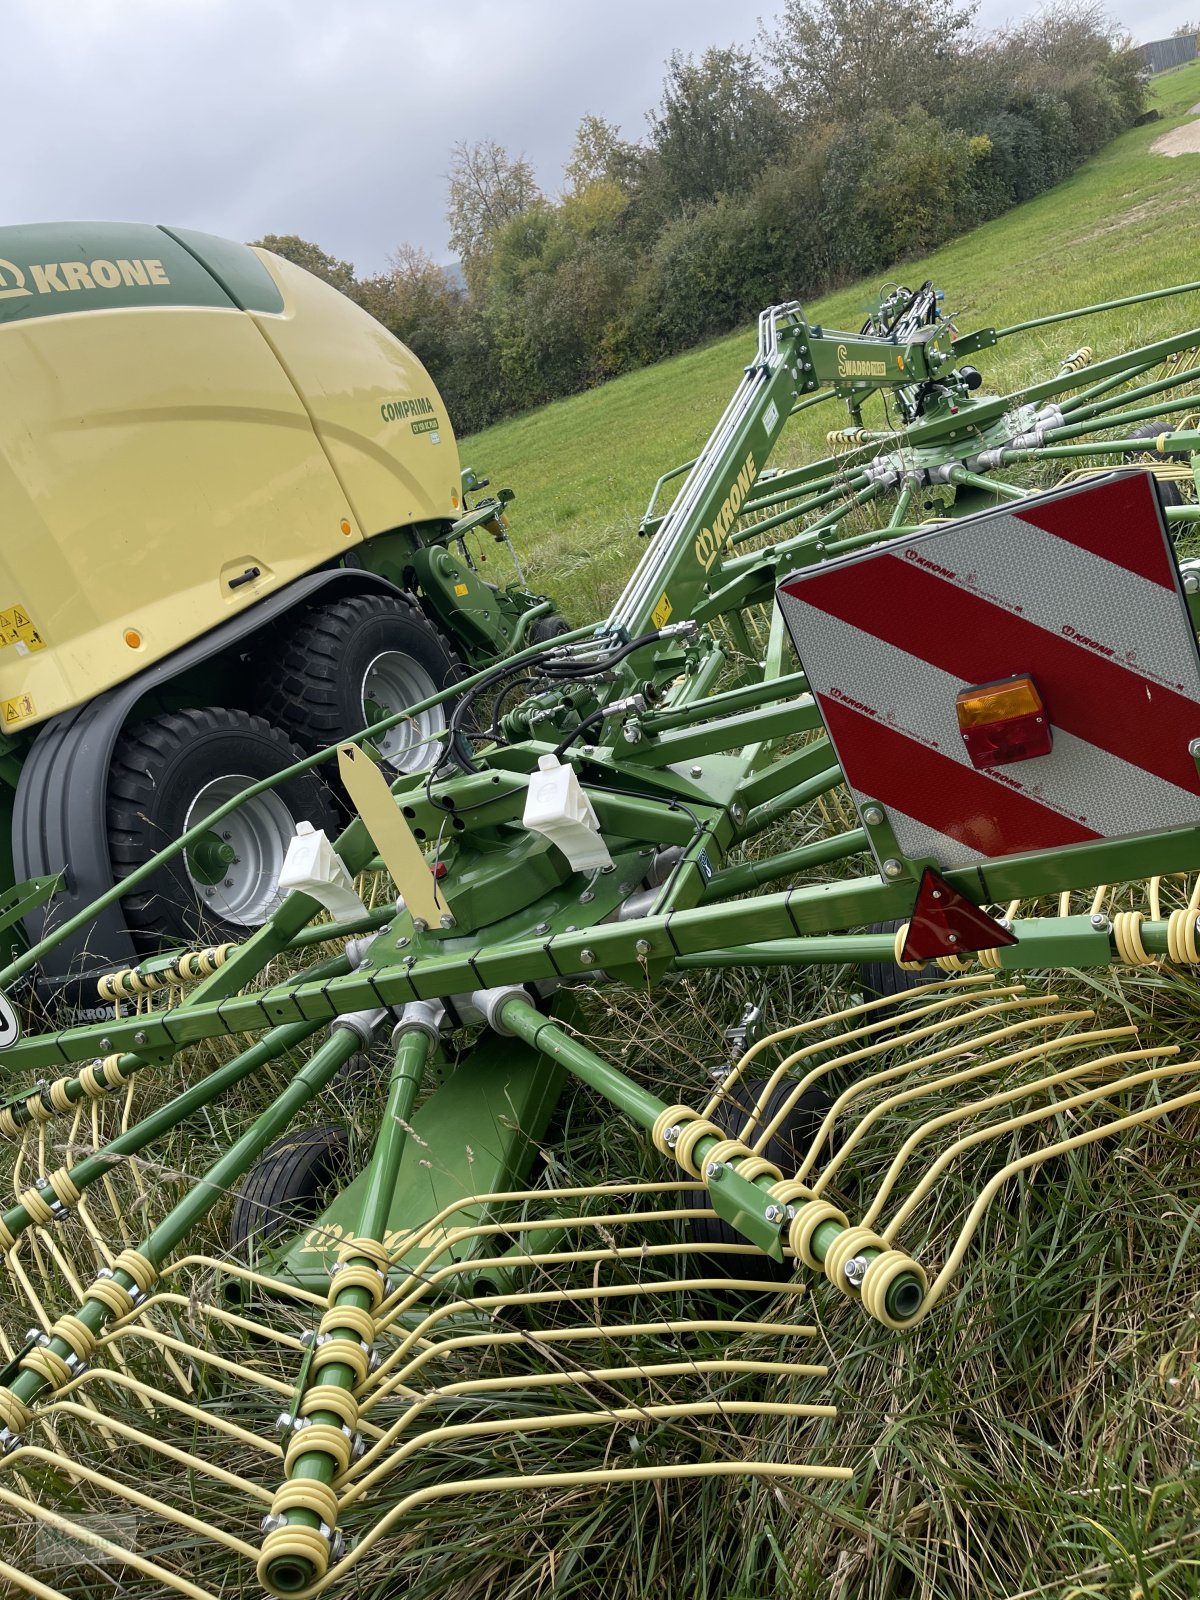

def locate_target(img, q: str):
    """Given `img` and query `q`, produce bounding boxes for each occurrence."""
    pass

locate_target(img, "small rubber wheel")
[687,1076,833,1283]
[1123,422,1184,507]
[108,706,340,950]
[228,1124,351,1258]
[860,919,938,1010]
[258,592,460,776]
[529,613,571,646]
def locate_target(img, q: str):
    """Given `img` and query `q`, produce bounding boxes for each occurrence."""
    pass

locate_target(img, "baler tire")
[107,706,340,950]
[1123,422,1185,507]
[256,592,460,777]
[686,1076,833,1284]
[228,1123,352,1259]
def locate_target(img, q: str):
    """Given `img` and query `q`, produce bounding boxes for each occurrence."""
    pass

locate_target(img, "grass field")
[472,60,1200,624]
[5,61,1200,1600]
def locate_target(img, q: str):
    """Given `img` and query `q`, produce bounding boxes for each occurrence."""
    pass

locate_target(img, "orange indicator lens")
[956,674,1052,769]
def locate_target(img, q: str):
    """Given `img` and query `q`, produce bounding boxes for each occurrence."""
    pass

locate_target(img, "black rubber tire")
[687,1076,834,1283]
[1123,422,1184,507]
[256,592,461,776]
[228,1123,351,1258]
[529,613,571,646]
[107,706,340,951]
[860,919,938,1009]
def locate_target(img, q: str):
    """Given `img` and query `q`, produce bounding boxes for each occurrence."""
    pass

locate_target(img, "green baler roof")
[0,222,283,325]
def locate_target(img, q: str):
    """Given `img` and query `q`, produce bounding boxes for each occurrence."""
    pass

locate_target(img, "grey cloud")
[2,0,1193,274]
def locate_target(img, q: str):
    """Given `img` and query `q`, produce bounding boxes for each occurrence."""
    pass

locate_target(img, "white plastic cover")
[277,821,369,921]
[522,753,614,873]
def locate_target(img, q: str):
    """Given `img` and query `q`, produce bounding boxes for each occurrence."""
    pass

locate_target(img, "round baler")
[0,222,559,998]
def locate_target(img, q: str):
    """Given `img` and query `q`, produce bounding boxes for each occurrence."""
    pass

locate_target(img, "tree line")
[257,0,1145,435]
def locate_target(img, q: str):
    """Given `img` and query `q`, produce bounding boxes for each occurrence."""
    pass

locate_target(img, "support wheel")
[687,1076,832,1283]
[1123,421,1185,507]
[258,592,460,776]
[228,1124,352,1259]
[108,706,340,950]
[860,919,938,1010]
[529,613,571,646]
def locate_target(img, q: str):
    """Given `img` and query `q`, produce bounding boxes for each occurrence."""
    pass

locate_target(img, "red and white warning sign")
[776,472,1200,873]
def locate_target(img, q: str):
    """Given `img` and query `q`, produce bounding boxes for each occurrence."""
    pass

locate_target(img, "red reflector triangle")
[899,868,1019,963]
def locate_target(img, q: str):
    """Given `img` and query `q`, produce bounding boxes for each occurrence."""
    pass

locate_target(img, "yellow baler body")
[0,221,460,734]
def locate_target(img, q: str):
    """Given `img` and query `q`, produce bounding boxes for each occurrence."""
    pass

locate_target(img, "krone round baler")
[0,222,560,998]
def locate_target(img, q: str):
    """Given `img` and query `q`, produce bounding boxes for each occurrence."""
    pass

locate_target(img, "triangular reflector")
[899,867,1019,963]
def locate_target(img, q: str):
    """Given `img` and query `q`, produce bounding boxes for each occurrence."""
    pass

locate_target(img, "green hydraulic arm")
[606,299,961,669]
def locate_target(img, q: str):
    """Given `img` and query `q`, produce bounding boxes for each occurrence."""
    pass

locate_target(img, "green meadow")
[472,60,1200,625]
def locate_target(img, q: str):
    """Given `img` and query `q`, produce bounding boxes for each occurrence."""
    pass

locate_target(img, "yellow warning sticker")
[1,693,35,726]
[651,591,673,628]
[0,605,45,653]
[453,583,470,597]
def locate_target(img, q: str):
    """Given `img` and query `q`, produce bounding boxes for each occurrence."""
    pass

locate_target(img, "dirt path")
[1152,114,1200,155]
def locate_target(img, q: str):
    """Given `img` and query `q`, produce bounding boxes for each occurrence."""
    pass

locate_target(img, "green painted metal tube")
[1055,353,1167,413]
[22,848,1200,1077]
[357,1025,433,1240]
[1004,436,1197,462]
[497,996,923,1320]
[804,481,887,543]
[265,1020,436,1595]
[144,1026,363,1262]
[946,467,1028,500]
[743,766,845,835]
[640,671,810,735]
[721,481,885,577]
[700,829,869,899]
[996,279,1200,338]
[499,998,664,1129]
[1039,393,1200,445]
[0,951,347,1233]
[739,464,858,516]
[509,599,554,654]
[817,524,912,558]
[1,1009,334,1245]
[887,482,914,528]
[731,473,872,542]
[0,953,350,1123]
[287,906,395,949]
[681,639,728,709]
[1060,362,1200,422]
[674,932,896,968]
[787,389,838,417]
[0,1023,364,1428]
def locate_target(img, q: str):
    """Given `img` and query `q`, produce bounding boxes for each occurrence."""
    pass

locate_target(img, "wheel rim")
[183,775,295,927]
[361,651,446,772]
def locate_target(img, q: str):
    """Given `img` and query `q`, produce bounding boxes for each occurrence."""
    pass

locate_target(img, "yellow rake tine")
[884,1057,1200,1243]
[915,1076,1200,1315]
[812,1026,1143,1194]
[859,1044,1177,1227]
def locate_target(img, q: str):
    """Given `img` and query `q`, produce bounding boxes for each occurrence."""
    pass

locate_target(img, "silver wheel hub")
[360,651,445,772]
[183,776,295,927]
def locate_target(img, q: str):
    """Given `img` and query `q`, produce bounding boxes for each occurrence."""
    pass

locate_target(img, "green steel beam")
[18,818,1200,1074]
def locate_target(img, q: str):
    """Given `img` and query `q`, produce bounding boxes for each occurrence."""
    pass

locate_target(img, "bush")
[334,4,1147,432]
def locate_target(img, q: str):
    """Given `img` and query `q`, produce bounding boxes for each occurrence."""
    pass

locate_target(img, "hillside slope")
[469,61,1200,622]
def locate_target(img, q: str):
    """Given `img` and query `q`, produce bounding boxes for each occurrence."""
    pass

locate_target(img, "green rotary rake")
[2,279,1200,1596]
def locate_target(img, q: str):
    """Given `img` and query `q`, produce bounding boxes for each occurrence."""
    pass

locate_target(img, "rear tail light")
[956,674,1051,769]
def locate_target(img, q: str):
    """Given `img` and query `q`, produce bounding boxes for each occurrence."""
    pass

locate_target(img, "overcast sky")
[3,0,1196,275]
